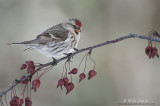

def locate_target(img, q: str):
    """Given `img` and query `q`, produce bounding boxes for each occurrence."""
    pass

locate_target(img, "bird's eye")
[72,25,77,28]
[72,25,80,30]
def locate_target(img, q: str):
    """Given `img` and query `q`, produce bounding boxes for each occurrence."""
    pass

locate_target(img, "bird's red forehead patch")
[76,20,82,27]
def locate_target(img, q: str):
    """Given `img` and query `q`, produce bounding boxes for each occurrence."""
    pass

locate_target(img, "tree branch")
[0,33,160,97]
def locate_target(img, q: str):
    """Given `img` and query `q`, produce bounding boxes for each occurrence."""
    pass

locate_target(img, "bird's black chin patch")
[75,31,79,35]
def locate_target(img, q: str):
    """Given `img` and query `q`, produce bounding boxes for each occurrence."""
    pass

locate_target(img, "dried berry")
[63,77,69,86]
[79,73,86,82]
[32,79,40,92]
[26,61,35,70]
[68,68,78,74]
[25,97,32,106]
[26,61,34,68]
[145,46,152,58]
[20,64,27,70]
[66,82,74,94]
[151,47,159,58]
[88,70,97,80]
[57,79,64,90]
[145,46,159,59]
[10,96,22,106]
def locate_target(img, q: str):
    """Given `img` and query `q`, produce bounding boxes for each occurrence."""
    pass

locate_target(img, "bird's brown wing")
[36,24,69,44]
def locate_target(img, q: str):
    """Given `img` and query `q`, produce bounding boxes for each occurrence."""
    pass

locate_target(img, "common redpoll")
[9,18,82,59]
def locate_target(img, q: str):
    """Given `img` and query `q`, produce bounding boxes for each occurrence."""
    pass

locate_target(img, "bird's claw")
[15,79,21,83]
[52,57,58,65]
[64,53,73,62]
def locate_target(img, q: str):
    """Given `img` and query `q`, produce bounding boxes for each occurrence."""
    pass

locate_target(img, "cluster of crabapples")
[145,41,159,58]
[57,68,97,94]
[10,96,32,106]
[10,61,39,106]
[57,53,97,94]
[8,52,97,105]
[145,31,160,59]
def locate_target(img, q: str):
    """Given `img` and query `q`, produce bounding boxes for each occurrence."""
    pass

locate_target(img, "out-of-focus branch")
[0,33,160,97]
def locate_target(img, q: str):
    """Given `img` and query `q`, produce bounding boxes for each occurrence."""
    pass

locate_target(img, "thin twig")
[0,33,160,97]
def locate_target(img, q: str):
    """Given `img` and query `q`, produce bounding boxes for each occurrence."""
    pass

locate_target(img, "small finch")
[9,18,82,59]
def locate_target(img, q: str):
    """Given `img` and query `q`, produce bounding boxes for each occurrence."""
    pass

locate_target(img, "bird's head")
[63,18,82,35]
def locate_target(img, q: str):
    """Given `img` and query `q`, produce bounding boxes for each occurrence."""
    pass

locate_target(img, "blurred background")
[0,0,160,106]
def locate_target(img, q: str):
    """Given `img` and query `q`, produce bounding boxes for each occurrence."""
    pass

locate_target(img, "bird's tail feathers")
[7,40,37,45]
[7,43,23,45]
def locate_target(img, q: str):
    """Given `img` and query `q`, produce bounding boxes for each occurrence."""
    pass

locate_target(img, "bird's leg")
[64,53,73,62]
[52,57,58,65]
[15,79,21,83]
[74,48,79,52]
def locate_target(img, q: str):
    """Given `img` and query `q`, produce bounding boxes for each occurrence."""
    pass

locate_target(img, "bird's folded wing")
[36,24,69,44]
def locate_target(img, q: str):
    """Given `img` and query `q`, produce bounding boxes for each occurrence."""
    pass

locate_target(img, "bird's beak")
[75,28,81,32]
